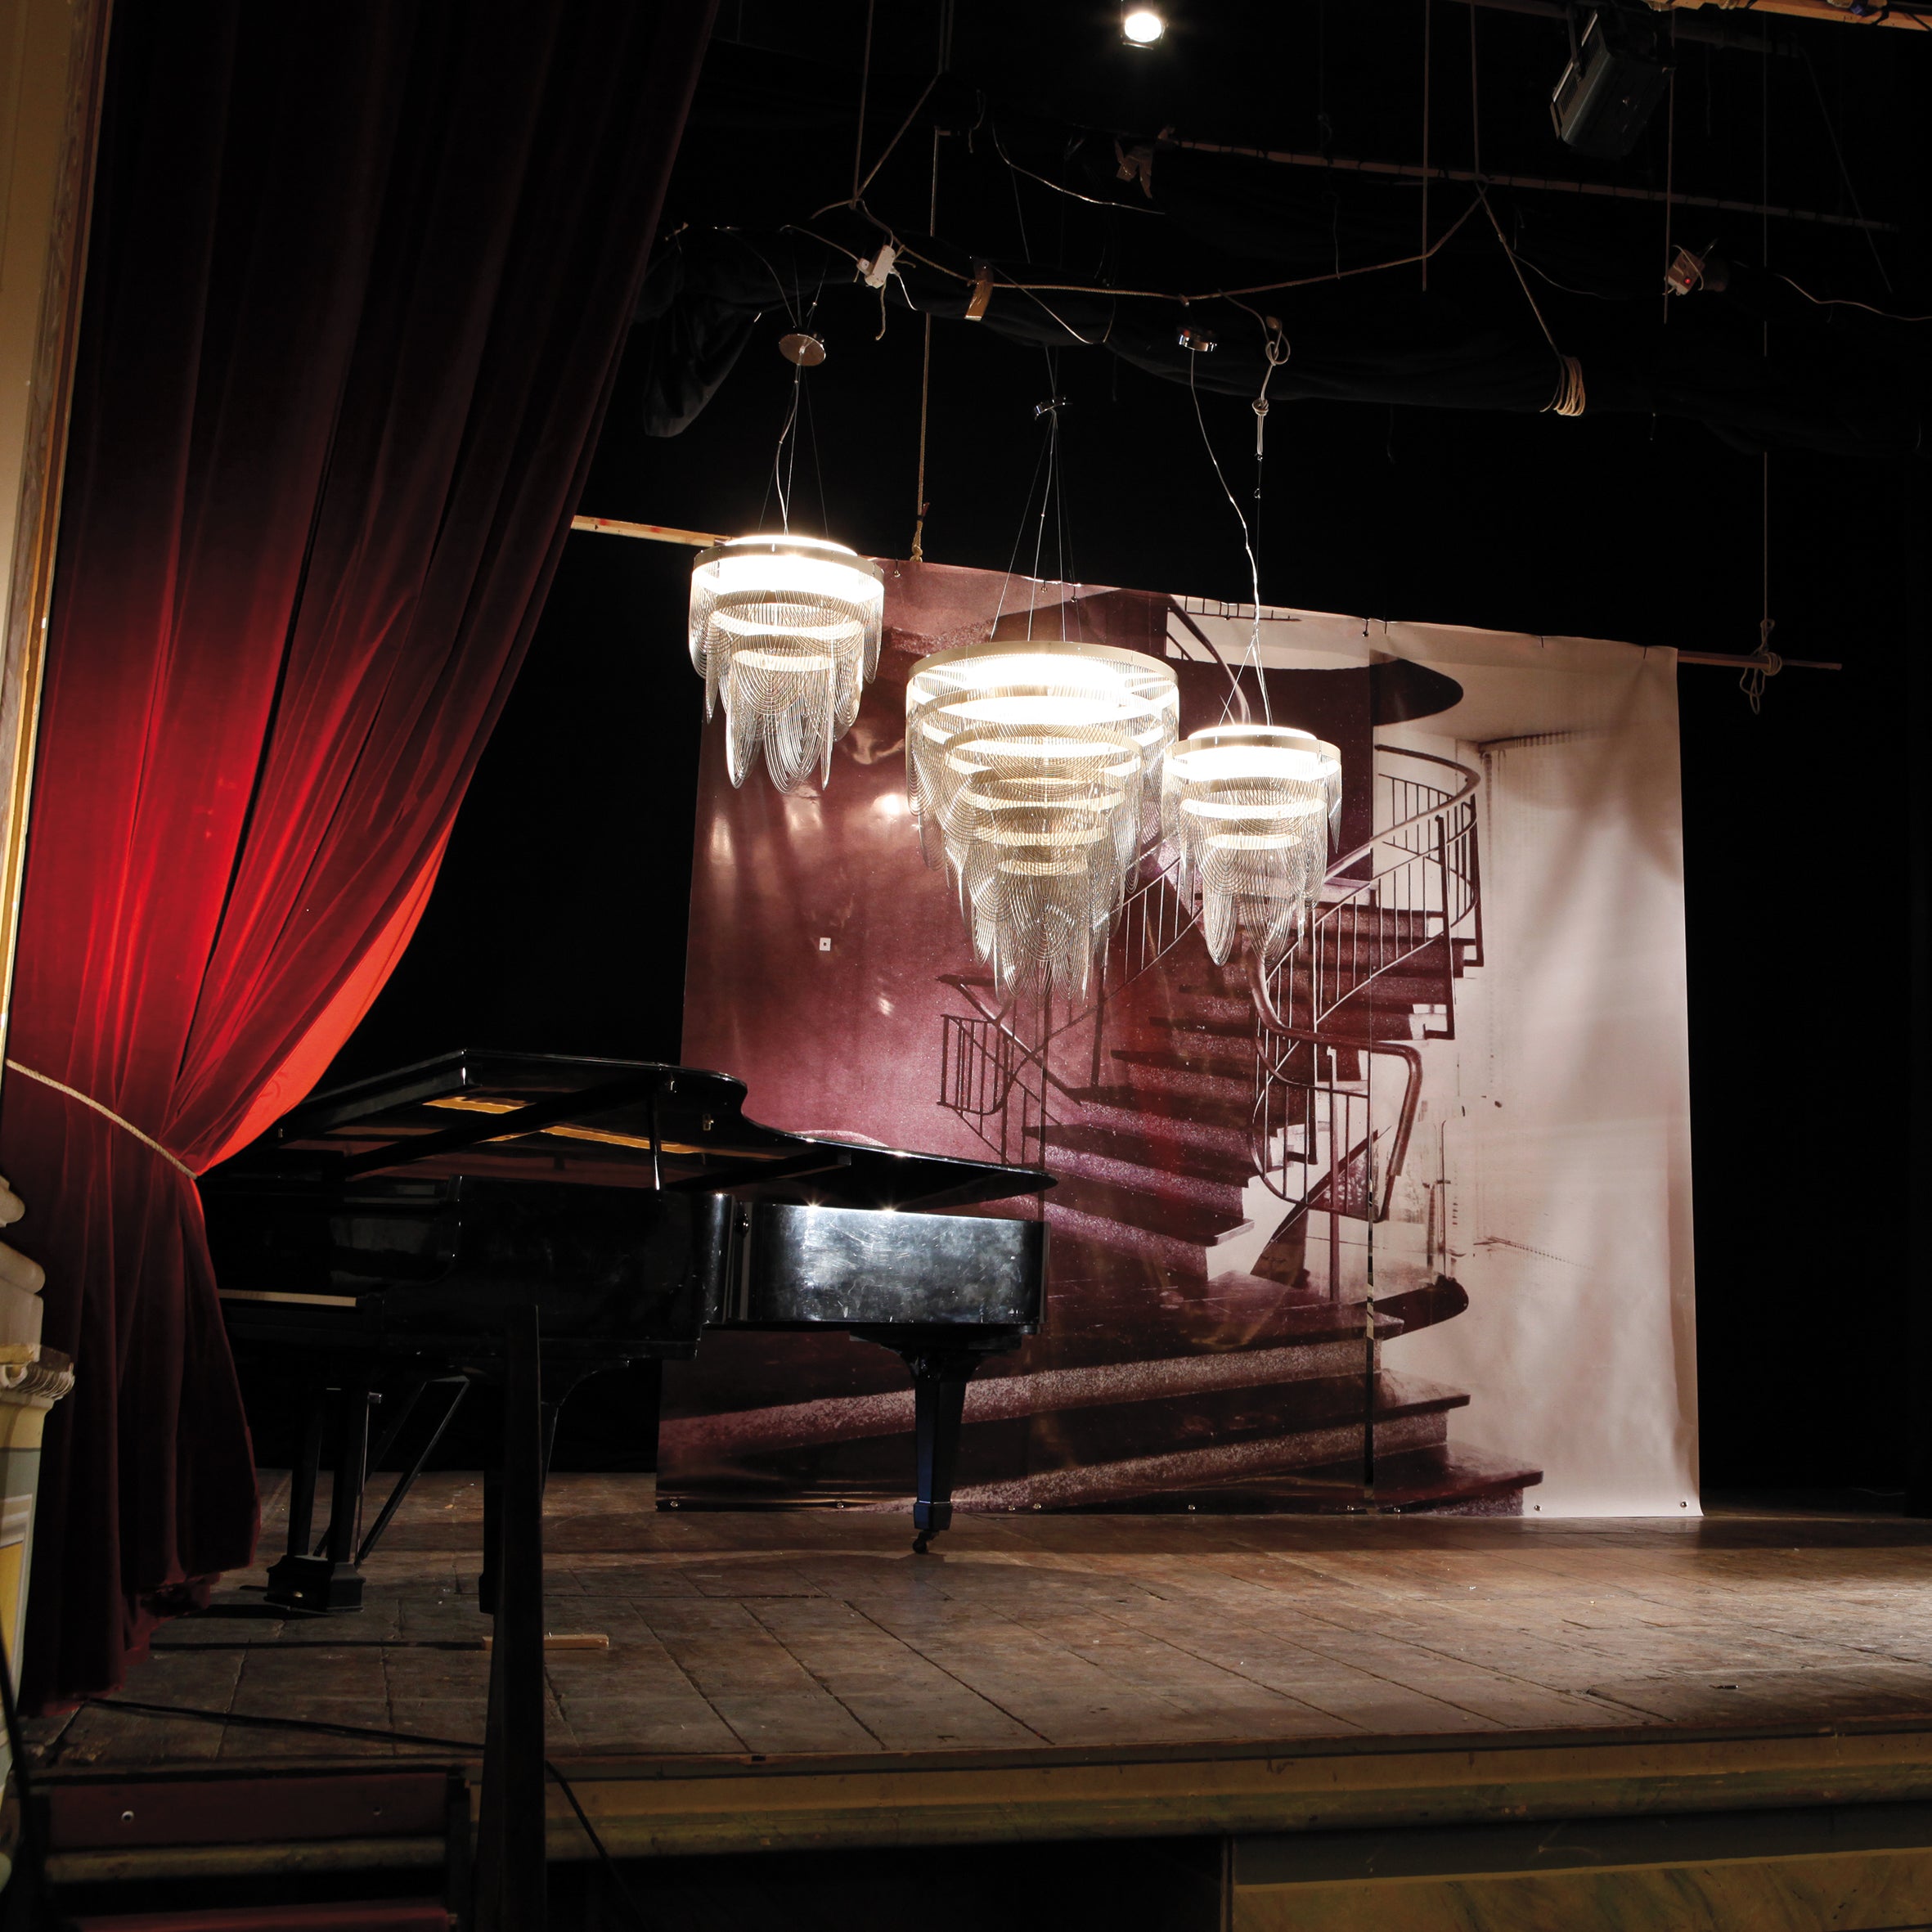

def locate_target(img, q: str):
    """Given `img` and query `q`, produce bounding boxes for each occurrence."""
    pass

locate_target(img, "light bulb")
[1122,8,1165,46]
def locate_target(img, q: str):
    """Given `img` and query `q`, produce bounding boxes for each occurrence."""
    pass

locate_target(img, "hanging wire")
[801,352,830,536]
[1798,46,1891,291]
[1662,15,1677,326]
[1420,0,1432,292]
[911,128,941,561]
[1468,0,1481,181]
[1188,353,1269,725]
[1474,187,1584,415]
[1743,13,1777,715]
[767,361,802,532]
[763,280,828,536]
[793,192,1483,310]
[851,0,875,205]
[991,423,1054,635]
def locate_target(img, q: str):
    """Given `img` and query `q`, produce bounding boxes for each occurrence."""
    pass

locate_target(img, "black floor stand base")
[263,1552,364,1614]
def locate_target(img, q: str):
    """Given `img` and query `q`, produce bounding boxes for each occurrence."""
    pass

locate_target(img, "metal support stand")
[474,1305,546,1932]
[478,1389,561,1616]
[265,1383,368,1612]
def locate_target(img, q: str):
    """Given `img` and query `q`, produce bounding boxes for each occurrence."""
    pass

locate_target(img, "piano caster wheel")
[911,1532,932,1556]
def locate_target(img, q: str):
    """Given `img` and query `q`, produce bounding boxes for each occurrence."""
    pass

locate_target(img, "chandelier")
[688,536,884,794]
[1162,722,1343,973]
[907,640,1179,1000]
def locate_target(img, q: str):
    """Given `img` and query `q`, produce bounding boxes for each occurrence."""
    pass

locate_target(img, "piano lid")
[205,1049,1049,1212]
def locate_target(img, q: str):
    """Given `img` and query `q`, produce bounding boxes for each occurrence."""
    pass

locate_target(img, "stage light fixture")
[906,640,1179,999]
[689,536,884,796]
[1550,7,1667,161]
[1122,7,1166,46]
[1162,723,1342,974]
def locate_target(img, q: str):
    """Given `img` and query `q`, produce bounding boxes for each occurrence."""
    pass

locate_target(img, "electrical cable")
[991,125,1161,214]
[1775,272,1932,321]
[787,190,1482,309]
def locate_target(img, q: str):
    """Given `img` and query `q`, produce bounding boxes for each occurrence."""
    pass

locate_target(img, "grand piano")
[200,1049,1049,1615]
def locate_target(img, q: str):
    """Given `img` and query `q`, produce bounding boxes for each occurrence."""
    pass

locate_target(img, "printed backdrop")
[668,561,1698,1519]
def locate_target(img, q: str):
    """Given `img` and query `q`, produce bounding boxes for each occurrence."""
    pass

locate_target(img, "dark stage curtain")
[0,0,715,1709]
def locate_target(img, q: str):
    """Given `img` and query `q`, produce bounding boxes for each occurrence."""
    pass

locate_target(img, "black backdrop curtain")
[2,0,714,1708]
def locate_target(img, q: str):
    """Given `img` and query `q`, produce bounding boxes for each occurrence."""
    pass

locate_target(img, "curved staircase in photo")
[937,743,1543,1516]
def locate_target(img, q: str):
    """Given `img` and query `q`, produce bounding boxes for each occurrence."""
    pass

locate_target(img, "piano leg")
[909,1355,975,1556]
[858,1332,1020,1556]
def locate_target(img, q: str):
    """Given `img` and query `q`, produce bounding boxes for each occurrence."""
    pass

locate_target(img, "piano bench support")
[856,1328,1023,1557]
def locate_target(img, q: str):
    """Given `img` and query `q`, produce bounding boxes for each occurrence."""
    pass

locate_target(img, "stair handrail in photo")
[1247,744,1482,1219]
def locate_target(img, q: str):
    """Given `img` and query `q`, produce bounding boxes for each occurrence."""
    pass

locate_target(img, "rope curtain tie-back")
[3,1062,196,1178]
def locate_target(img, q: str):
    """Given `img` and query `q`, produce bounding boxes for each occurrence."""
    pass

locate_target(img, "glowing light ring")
[906,641,1179,999]
[690,537,884,794]
[1161,722,1344,973]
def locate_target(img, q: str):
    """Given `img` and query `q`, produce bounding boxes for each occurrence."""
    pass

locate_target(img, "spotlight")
[1550,7,1667,160]
[1122,7,1165,46]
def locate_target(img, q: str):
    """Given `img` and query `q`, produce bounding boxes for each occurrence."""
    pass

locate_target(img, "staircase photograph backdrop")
[670,562,1696,1519]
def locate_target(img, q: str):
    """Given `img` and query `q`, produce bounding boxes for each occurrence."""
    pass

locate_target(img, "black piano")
[201,1049,1049,1616]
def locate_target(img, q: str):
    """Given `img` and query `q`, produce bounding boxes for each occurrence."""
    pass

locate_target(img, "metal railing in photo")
[1247,745,1481,1225]
[937,841,1202,1161]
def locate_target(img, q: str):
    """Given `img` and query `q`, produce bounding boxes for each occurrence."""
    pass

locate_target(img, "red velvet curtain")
[0,0,715,1709]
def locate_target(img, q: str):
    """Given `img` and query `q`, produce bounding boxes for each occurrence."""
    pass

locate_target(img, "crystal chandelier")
[1162,722,1343,973]
[689,536,884,794]
[907,641,1179,1000]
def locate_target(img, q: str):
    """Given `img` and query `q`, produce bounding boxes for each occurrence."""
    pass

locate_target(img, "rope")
[1474,186,1586,418]
[5,1061,195,1178]
[1741,640,1782,713]
[1545,353,1587,416]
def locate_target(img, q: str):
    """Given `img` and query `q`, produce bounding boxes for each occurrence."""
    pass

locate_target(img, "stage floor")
[30,1475,1932,1772]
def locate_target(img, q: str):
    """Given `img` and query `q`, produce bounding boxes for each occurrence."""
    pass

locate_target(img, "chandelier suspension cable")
[762,276,830,537]
[772,357,803,533]
[1027,393,1057,637]
[801,344,831,535]
[1022,353,1076,640]
[991,403,1055,637]
[1188,353,1269,725]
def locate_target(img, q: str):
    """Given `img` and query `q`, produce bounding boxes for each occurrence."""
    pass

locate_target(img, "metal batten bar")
[1163,137,1900,233]
[576,518,1844,672]
[1439,0,1929,31]
[569,515,724,546]
[1678,651,1840,669]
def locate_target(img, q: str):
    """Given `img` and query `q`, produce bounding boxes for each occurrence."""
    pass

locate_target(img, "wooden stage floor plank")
[28,1475,1932,1790]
